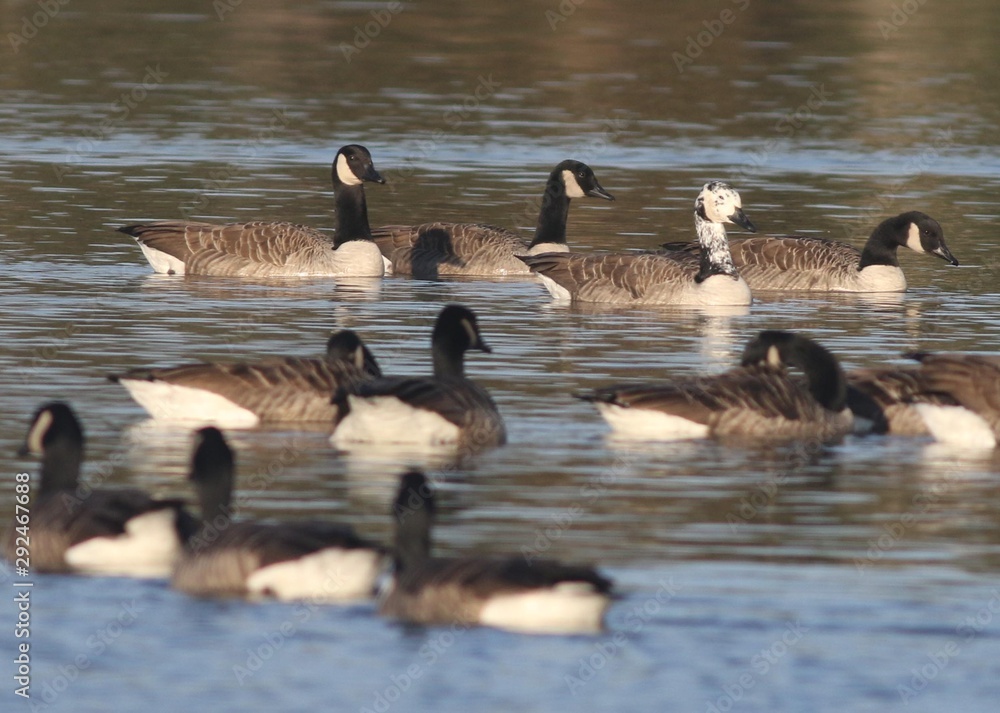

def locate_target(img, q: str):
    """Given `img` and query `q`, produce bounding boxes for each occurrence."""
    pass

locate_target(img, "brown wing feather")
[911,354,1000,433]
[373,222,528,276]
[521,252,696,302]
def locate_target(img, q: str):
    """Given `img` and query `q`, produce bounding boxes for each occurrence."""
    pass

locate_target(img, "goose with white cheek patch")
[119,144,389,277]
[519,181,754,306]
[660,211,957,292]
[2,402,195,577]
[373,160,614,277]
[578,331,852,441]
[331,305,506,450]
[378,471,613,634]
[171,427,386,602]
[108,330,381,427]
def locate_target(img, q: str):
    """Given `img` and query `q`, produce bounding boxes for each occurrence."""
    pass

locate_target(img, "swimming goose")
[108,330,380,427]
[372,160,614,277]
[331,305,506,449]
[379,471,613,634]
[119,144,388,277]
[172,427,386,601]
[2,402,194,576]
[660,211,957,292]
[519,181,754,306]
[844,366,957,435]
[578,331,852,441]
[903,353,1000,447]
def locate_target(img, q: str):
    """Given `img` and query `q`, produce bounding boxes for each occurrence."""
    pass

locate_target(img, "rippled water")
[3,1,1000,711]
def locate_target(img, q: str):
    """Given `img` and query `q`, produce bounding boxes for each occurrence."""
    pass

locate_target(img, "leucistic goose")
[172,427,386,601]
[331,305,506,450]
[378,472,613,634]
[578,331,852,441]
[660,211,957,292]
[2,402,194,576]
[372,160,614,277]
[903,353,1000,447]
[519,181,754,306]
[119,144,388,277]
[108,330,380,427]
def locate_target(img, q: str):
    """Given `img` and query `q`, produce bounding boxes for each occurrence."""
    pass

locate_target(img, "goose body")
[379,472,612,634]
[579,331,852,441]
[844,367,956,435]
[120,145,388,277]
[331,305,506,449]
[660,211,957,292]
[172,428,385,601]
[520,181,754,306]
[2,403,193,576]
[109,330,380,427]
[904,353,1000,447]
[373,160,613,277]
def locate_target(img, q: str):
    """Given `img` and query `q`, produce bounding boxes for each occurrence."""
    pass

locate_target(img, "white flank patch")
[478,582,610,634]
[336,153,363,185]
[118,379,260,427]
[526,242,570,255]
[64,508,182,578]
[905,222,927,253]
[914,404,998,449]
[247,548,383,602]
[853,264,907,293]
[138,243,186,275]
[561,170,586,198]
[535,272,572,301]
[595,403,710,440]
[382,254,394,273]
[333,240,386,277]
[332,395,461,446]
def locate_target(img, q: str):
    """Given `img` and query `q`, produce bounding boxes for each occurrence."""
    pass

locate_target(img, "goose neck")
[791,339,848,411]
[858,218,903,270]
[39,441,82,496]
[529,177,571,248]
[393,503,432,573]
[694,213,738,282]
[432,345,466,379]
[334,183,373,248]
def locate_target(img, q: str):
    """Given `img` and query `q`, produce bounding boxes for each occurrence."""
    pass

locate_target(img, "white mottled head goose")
[119,144,388,277]
[3,402,194,576]
[372,160,614,277]
[108,330,380,427]
[661,211,957,292]
[378,471,613,634]
[331,305,506,450]
[520,181,755,306]
[171,427,386,602]
[578,330,852,441]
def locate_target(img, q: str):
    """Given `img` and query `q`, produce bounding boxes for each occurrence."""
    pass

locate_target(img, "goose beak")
[587,183,615,202]
[932,244,959,266]
[729,208,756,233]
[476,338,492,354]
[363,165,386,185]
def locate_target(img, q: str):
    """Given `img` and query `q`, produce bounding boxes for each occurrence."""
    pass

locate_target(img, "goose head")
[432,305,492,378]
[325,329,382,378]
[332,144,386,188]
[695,181,756,232]
[740,330,846,412]
[554,160,615,202]
[20,402,84,494]
[893,212,957,265]
[391,470,435,570]
[189,427,236,525]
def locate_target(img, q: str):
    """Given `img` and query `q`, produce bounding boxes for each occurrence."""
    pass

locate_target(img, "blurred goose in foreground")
[844,366,957,435]
[331,305,506,449]
[172,427,386,601]
[903,353,1000,447]
[373,160,614,277]
[379,472,613,634]
[2,402,194,576]
[108,330,380,427]
[660,211,957,292]
[119,144,388,277]
[578,331,852,441]
[519,181,754,306]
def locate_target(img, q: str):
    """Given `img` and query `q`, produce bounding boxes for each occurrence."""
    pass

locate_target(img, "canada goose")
[119,144,388,277]
[519,181,754,306]
[578,331,852,441]
[331,305,506,449]
[903,353,1000,447]
[2,402,194,576]
[108,330,380,427]
[172,427,386,601]
[844,366,957,435]
[372,160,614,277]
[660,211,957,292]
[379,471,612,634]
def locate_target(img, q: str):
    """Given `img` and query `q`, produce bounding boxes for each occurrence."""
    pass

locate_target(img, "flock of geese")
[7,143,997,635]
